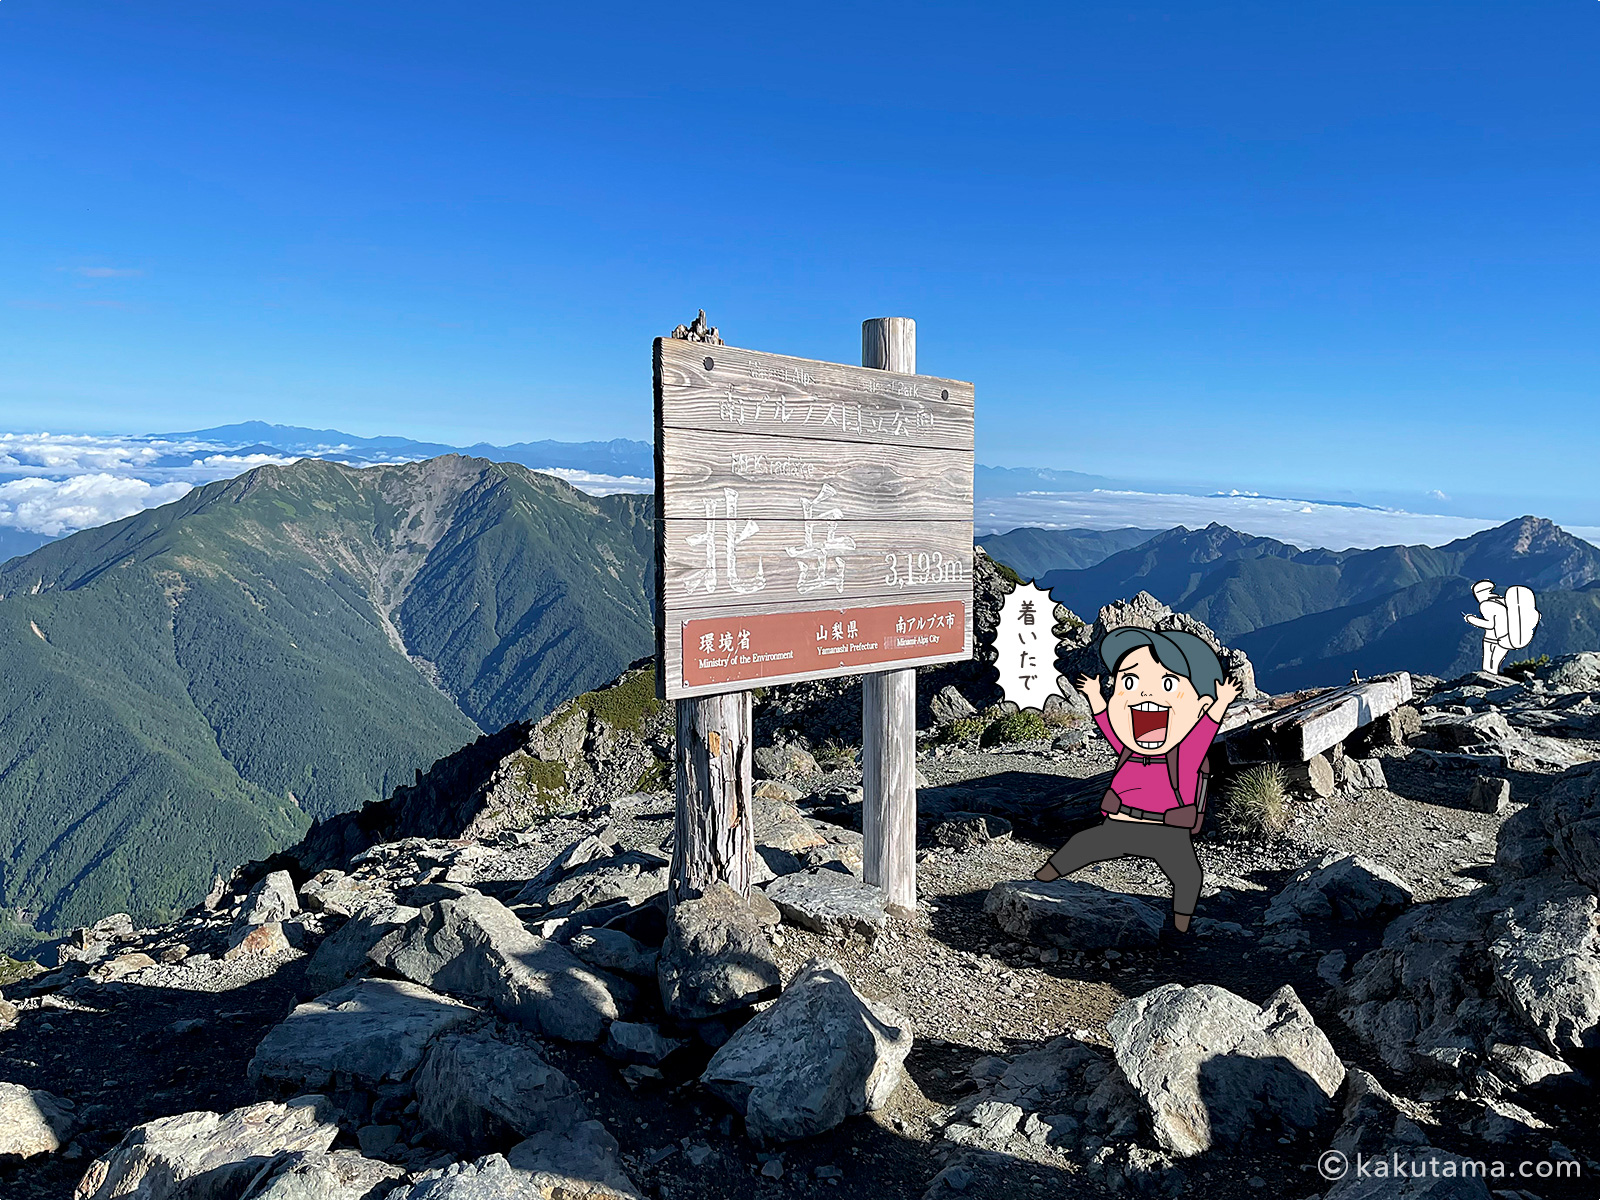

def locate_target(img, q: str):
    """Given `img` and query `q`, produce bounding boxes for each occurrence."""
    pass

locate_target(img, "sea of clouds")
[0,431,652,546]
[4,429,1591,556]
[973,489,1600,551]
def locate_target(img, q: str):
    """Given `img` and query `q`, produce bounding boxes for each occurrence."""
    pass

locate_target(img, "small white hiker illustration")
[1463,579,1539,673]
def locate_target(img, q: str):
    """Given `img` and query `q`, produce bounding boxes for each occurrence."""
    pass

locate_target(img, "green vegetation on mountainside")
[0,455,656,940]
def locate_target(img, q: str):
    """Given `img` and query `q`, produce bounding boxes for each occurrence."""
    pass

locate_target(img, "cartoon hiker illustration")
[1463,579,1539,674]
[1033,628,1240,933]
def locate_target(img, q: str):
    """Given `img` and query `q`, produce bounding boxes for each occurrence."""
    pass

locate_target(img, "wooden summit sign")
[654,335,976,700]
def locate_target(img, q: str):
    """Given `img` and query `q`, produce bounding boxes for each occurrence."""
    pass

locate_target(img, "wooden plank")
[662,595,973,699]
[661,516,973,616]
[659,427,972,521]
[656,336,975,452]
[1224,672,1414,763]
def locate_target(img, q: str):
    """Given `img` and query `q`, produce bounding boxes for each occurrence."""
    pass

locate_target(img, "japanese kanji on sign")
[653,336,977,700]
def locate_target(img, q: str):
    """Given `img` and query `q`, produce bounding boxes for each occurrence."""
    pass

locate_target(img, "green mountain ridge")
[0,455,655,939]
[975,526,1162,581]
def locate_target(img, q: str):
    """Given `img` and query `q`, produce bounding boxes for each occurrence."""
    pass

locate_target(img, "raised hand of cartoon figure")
[1072,673,1107,715]
[1207,677,1241,716]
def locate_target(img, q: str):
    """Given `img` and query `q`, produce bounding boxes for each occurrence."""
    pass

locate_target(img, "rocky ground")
[5,644,1600,1200]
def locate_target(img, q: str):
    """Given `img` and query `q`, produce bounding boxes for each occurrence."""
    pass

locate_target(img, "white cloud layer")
[0,431,654,540]
[531,467,652,495]
[6,431,1586,553]
[0,474,194,537]
[977,490,1509,551]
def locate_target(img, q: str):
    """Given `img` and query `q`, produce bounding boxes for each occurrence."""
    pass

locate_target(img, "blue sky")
[3,2,1598,523]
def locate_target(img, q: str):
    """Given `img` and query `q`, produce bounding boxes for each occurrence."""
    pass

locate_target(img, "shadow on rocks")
[0,964,314,1200]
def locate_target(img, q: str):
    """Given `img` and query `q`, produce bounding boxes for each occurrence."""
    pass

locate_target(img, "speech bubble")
[995,580,1065,712]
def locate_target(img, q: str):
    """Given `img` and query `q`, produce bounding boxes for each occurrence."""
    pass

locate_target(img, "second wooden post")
[861,316,919,915]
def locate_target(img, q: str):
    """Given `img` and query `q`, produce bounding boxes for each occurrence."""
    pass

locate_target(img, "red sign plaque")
[681,600,969,691]
[655,336,975,698]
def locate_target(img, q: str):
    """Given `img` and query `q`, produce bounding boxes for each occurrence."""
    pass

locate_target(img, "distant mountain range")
[973,465,1123,497]
[157,422,656,478]
[0,455,655,941]
[995,516,1600,691]
[975,526,1163,580]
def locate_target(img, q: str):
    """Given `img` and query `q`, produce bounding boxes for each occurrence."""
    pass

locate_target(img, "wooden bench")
[1223,672,1414,765]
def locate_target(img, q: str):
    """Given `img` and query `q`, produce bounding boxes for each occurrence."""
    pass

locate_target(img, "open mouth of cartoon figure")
[1130,701,1170,750]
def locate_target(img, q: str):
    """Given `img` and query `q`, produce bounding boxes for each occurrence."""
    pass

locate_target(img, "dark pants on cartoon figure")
[1045,819,1203,917]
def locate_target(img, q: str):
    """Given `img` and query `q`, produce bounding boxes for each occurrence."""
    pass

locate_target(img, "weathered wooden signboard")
[654,335,976,700]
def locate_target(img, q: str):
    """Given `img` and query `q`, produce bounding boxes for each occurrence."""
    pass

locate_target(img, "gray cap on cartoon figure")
[1099,627,1226,700]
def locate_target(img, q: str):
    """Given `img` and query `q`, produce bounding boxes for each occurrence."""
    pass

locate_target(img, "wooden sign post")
[655,319,974,912]
[860,318,919,916]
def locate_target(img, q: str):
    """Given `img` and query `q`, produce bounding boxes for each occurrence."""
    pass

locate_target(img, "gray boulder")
[1336,893,1498,1076]
[1466,776,1510,815]
[237,1149,406,1200]
[753,779,803,803]
[297,870,376,917]
[510,835,613,901]
[657,883,781,1020]
[1495,805,1556,879]
[369,894,626,1042]
[930,813,1013,850]
[1353,704,1422,752]
[702,958,913,1144]
[249,978,475,1090]
[0,1083,77,1158]
[603,1021,685,1066]
[992,1036,1104,1111]
[1489,881,1600,1055]
[1335,756,1388,791]
[753,743,819,780]
[506,1123,640,1198]
[984,879,1166,950]
[1331,1067,1428,1160]
[1471,1098,1548,1143]
[388,1127,641,1200]
[413,1028,587,1155]
[1108,983,1345,1157]
[1051,727,1092,752]
[764,870,888,937]
[942,1099,1024,1147]
[1265,853,1413,925]
[388,1156,536,1200]
[567,927,658,979]
[1544,650,1600,692]
[756,820,827,857]
[929,685,977,725]
[513,850,669,913]
[1486,1040,1575,1089]
[303,902,418,994]
[1538,761,1600,893]
[239,870,301,927]
[74,1096,340,1200]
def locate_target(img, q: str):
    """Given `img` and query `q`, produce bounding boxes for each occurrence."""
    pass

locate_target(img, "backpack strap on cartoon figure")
[1160,746,1211,833]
